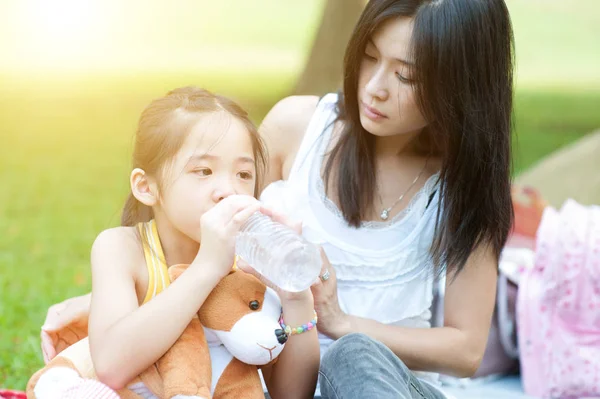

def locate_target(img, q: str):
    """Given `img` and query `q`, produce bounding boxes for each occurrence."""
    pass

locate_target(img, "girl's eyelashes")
[364,52,377,62]
[194,168,212,176]
[237,171,254,180]
[193,168,253,180]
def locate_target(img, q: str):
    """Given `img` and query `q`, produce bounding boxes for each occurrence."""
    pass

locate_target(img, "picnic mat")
[0,390,26,399]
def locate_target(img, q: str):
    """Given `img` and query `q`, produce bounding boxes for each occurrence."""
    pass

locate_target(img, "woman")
[41,0,514,397]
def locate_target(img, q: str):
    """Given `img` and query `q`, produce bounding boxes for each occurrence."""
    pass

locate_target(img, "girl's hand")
[193,195,262,280]
[310,248,350,339]
[40,293,91,363]
[236,206,313,304]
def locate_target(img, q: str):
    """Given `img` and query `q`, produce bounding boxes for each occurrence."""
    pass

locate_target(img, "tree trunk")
[293,0,365,95]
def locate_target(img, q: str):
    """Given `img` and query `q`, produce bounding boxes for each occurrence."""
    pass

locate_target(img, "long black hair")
[323,0,515,276]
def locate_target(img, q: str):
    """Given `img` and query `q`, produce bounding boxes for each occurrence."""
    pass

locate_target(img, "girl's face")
[357,17,428,138]
[157,111,257,242]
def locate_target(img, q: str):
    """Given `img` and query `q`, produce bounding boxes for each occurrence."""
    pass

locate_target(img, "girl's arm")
[314,244,497,378]
[90,195,262,390]
[237,207,320,399]
[260,293,320,399]
[88,227,222,389]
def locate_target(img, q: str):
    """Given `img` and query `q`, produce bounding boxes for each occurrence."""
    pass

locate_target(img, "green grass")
[508,0,600,88]
[512,89,600,172]
[2,0,600,391]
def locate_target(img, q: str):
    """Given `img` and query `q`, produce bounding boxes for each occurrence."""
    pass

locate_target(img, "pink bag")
[518,199,600,398]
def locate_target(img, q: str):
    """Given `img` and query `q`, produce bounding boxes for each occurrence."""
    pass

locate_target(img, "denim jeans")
[319,333,447,399]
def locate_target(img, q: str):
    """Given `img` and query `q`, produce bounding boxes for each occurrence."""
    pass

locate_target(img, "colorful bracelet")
[279,310,318,337]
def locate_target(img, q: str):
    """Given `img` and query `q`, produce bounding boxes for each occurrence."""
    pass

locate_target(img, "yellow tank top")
[137,220,171,304]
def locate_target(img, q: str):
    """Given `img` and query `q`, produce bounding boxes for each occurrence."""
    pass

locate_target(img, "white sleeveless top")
[260,93,447,395]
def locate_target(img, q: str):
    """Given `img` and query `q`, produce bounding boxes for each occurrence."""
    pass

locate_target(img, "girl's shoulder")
[91,226,146,280]
[92,225,141,250]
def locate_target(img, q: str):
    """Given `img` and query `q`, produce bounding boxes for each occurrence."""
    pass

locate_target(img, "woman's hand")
[40,293,91,363]
[192,195,262,280]
[310,248,351,339]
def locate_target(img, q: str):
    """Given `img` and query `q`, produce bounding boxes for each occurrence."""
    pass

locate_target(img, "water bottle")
[235,212,321,292]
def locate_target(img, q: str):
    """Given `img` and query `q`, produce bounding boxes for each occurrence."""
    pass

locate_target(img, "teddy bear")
[27,265,287,399]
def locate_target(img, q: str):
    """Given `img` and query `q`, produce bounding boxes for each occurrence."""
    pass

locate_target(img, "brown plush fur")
[27,265,274,399]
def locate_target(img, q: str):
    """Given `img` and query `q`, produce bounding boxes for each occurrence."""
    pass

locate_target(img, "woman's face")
[357,17,428,138]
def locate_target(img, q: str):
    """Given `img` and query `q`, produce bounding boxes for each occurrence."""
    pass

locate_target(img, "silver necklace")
[378,157,430,221]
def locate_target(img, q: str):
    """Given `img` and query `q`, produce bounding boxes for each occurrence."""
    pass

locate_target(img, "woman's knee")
[321,334,373,369]
[320,334,416,398]
[319,334,377,397]
[320,333,411,379]
[321,333,396,375]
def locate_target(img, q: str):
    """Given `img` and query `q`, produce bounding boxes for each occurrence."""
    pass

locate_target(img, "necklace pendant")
[380,209,389,220]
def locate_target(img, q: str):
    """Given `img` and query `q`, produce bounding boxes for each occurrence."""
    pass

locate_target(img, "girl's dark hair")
[324,0,515,276]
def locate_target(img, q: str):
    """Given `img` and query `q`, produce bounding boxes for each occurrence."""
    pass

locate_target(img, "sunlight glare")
[15,0,110,70]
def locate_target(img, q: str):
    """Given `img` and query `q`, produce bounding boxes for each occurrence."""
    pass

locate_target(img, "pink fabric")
[60,379,119,399]
[0,390,26,399]
[518,199,600,398]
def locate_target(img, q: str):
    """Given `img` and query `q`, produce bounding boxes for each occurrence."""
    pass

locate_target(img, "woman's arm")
[88,227,222,389]
[315,244,497,378]
[258,95,319,190]
[41,293,91,363]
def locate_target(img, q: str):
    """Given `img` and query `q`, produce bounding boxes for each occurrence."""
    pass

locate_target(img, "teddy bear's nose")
[275,329,288,344]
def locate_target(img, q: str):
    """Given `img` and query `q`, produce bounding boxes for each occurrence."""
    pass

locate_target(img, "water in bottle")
[235,212,321,292]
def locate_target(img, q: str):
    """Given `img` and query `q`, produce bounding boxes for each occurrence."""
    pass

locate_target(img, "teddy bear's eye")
[249,300,260,310]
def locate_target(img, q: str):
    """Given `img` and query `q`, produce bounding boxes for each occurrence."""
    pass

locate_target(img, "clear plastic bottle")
[235,212,321,292]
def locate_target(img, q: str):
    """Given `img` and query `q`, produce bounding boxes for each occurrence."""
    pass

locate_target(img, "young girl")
[87,86,319,398]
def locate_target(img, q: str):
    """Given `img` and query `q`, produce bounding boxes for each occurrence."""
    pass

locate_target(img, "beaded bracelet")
[279,310,318,337]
